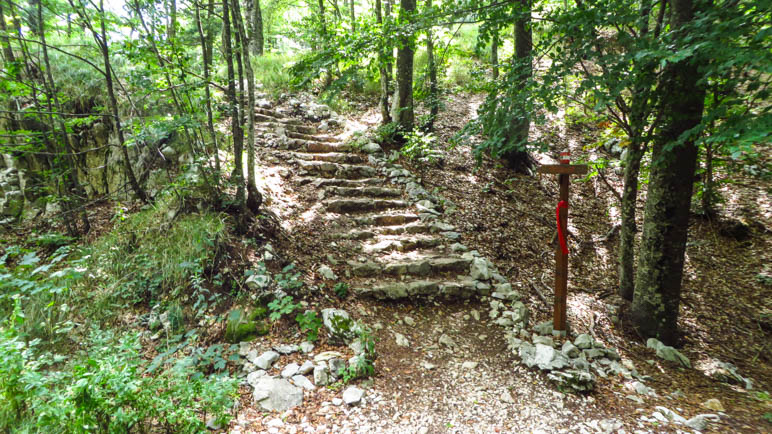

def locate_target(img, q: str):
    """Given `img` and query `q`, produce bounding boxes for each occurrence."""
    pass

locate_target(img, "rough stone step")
[353,278,481,299]
[325,199,409,213]
[305,142,353,153]
[326,186,402,198]
[257,121,317,135]
[293,160,377,179]
[361,236,444,253]
[333,222,431,240]
[255,108,303,123]
[255,112,306,127]
[288,131,338,143]
[349,256,472,278]
[278,151,364,165]
[353,213,420,226]
[300,178,382,187]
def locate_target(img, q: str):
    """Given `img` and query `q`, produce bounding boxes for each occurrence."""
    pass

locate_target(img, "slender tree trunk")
[37,0,90,232]
[502,0,532,172]
[391,0,416,133]
[632,0,706,345]
[196,0,220,178]
[349,0,356,31]
[248,0,264,55]
[702,142,715,217]
[491,29,499,80]
[0,1,16,64]
[94,0,148,203]
[167,0,176,40]
[618,0,654,301]
[424,0,438,132]
[222,0,245,208]
[231,0,261,214]
[375,0,391,124]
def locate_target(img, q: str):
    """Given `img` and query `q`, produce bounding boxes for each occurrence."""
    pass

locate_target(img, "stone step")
[288,131,338,143]
[361,235,444,254]
[300,178,382,187]
[353,278,481,300]
[293,160,377,179]
[325,199,409,214]
[353,213,420,226]
[257,121,317,135]
[255,112,307,127]
[326,186,402,198]
[279,151,364,165]
[333,222,431,240]
[304,142,353,153]
[349,256,472,278]
[255,108,302,123]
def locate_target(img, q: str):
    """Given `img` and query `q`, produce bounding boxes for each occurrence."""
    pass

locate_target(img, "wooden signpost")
[537,151,587,336]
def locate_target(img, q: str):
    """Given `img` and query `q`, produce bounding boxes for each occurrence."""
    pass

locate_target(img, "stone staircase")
[255,106,513,303]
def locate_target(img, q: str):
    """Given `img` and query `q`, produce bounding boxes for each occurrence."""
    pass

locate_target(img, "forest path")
[231,106,628,433]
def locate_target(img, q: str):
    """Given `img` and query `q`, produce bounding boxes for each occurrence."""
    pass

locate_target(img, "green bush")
[84,202,228,307]
[0,325,237,432]
[251,53,295,97]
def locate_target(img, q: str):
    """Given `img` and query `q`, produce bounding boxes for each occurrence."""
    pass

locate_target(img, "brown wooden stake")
[536,153,587,336]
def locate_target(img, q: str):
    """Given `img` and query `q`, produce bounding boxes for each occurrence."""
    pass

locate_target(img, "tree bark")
[349,0,356,31]
[0,1,16,64]
[502,0,532,172]
[248,0,264,56]
[196,0,220,178]
[424,0,438,132]
[223,0,245,208]
[491,28,499,80]
[94,0,148,203]
[167,0,176,41]
[375,0,391,124]
[632,0,706,344]
[618,0,654,301]
[391,0,416,133]
[231,0,261,214]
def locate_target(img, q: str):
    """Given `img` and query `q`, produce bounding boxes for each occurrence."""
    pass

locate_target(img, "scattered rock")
[702,398,725,412]
[292,375,316,391]
[500,390,515,404]
[574,334,593,349]
[318,264,337,280]
[470,258,491,280]
[332,397,343,406]
[246,370,267,387]
[394,332,410,347]
[533,335,554,347]
[403,316,416,326]
[281,363,300,378]
[533,320,554,336]
[362,142,382,154]
[685,414,720,431]
[299,360,315,375]
[322,308,358,343]
[314,351,344,362]
[561,341,580,358]
[254,351,280,370]
[423,361,437,370]
[274,344,300,355]
[462,361,479,369]
[438,334,457,349]
[252,377,303,412]
[313,365,330,386]
[245,273,271,290]
[329,358,346,379]
[300,341,315,354]
[342,387,365,406]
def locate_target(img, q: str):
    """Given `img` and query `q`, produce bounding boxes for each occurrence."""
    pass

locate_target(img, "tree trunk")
[223,0,245,209]
[618,0,653,301]
[248,0,264,56]
[167,0,176,40]
[0,1,16,64]
[632,0,706,345]
[702,141,715,218]
[491,28,499,80]
[424,0,438,132]
[349,0,356,31]
[375,0,391,124]
[196,0,220,178]
[96,0,148,203]
[391,0,416,133]
[502,0,532,172]
[231,0,261,214]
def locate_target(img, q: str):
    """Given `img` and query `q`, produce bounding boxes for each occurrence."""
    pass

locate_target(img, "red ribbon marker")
[556,200,569,255]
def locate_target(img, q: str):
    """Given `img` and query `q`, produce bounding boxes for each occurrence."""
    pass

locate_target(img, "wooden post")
[536,152,587,336]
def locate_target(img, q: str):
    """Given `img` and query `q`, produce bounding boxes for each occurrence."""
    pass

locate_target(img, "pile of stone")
[239,307,370,412]
[0,155,24,225]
